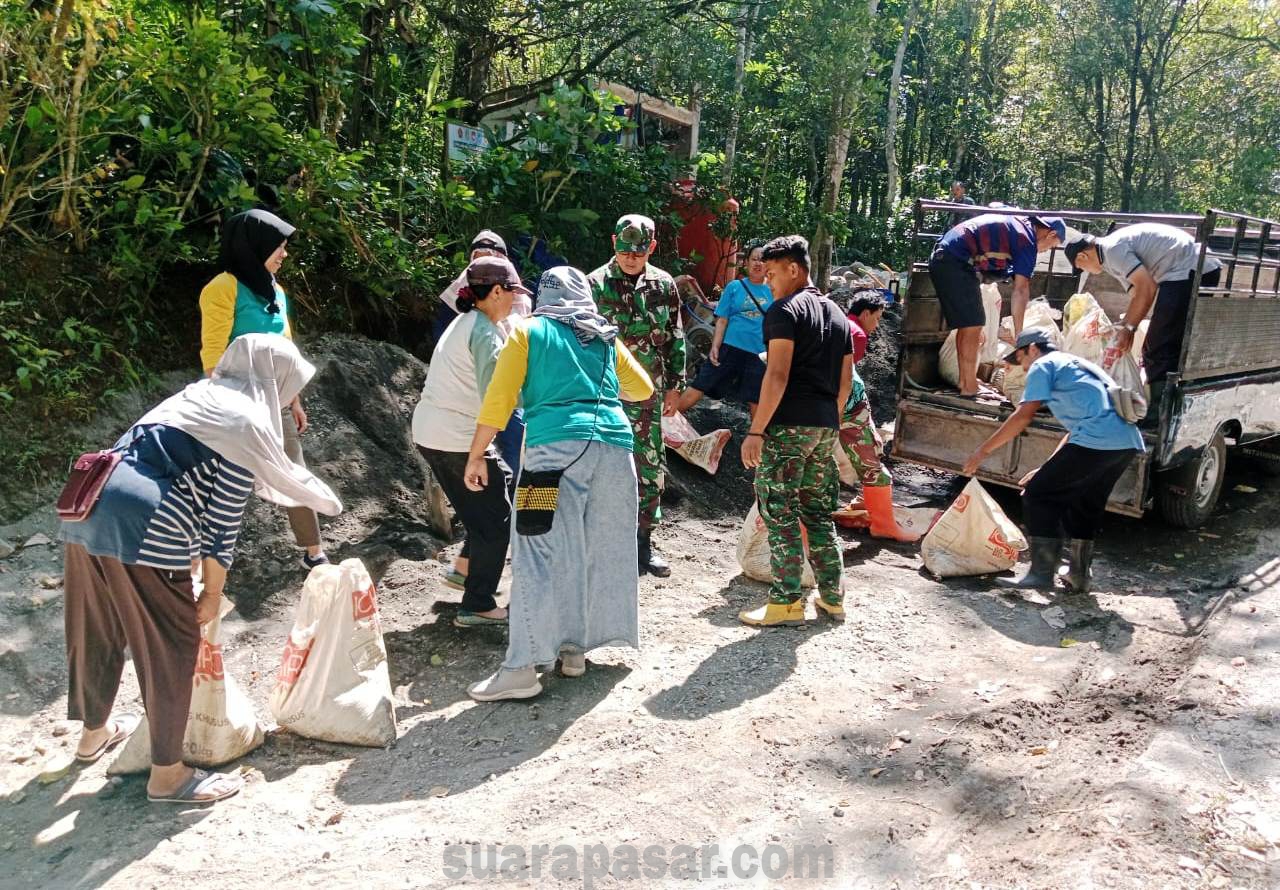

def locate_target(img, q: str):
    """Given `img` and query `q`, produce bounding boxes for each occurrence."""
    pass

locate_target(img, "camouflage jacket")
[587,259,686,392]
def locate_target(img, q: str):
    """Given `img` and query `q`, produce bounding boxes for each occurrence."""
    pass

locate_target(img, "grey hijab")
[532,266,618,345]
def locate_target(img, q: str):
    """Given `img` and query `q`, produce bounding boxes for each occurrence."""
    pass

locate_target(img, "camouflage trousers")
[838,399,892,488]
[625,393,666,530]
[756,426,843,604]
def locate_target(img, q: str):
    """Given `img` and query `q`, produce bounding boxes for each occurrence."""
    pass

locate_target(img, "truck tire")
[1156,430,1227,528]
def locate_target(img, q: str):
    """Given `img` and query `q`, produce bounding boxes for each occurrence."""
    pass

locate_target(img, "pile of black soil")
[862,303,902,426]
[227,333,447,615]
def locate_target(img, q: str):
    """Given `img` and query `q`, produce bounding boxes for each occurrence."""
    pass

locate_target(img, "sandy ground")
[1,356,1278,888]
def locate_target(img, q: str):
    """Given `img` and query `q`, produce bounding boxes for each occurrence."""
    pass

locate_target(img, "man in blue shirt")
[675,244,773,418]
[929,213,1066,397]
[962,330,1144,594]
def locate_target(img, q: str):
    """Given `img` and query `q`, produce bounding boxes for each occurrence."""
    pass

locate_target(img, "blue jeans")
[495,410,525,483]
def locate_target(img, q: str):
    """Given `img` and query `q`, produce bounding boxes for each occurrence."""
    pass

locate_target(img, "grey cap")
[1004,328,1055,361]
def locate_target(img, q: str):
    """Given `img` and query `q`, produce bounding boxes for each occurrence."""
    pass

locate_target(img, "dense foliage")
[0,0,1276,506]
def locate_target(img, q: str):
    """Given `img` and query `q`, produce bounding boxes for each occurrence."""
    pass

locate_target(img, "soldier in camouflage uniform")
[588,214,685,576]
[739,235,852,626]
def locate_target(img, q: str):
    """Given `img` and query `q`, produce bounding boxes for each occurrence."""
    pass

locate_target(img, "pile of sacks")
[942,288,1149,401]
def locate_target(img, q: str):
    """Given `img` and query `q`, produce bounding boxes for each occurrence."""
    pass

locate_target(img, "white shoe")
[559,648,586,677]
[468,667,542,701]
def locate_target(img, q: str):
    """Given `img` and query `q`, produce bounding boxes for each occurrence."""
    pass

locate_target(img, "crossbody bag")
[513,339,613,536]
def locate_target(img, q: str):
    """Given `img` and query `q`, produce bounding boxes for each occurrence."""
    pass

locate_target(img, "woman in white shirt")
[413,256,531,626]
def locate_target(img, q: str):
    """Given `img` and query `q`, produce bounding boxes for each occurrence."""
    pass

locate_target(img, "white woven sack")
[109,602,264,774]
[270,559,396,747]
[921,479,1028,578]
[736,502,817,588]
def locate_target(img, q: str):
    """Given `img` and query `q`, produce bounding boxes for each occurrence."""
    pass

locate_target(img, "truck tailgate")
[894,397,1150,517]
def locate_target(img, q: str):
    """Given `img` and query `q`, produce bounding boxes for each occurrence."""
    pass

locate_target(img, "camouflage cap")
[614,214,656,253]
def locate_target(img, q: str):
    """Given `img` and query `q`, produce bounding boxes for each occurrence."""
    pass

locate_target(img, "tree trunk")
[884,0,919,210]
[811,0,880,289]
[721,1,757,190]
[1091,74,1106,210]
[1120,24,1143,212]
[949,1,977,174]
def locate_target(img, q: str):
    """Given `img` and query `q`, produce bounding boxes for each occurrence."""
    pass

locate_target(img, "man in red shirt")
[836,290,918,542]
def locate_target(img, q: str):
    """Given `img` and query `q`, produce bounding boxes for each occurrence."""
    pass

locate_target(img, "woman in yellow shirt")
[199,210,330,569]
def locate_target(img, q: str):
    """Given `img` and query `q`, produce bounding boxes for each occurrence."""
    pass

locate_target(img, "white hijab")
[135,334,343,515]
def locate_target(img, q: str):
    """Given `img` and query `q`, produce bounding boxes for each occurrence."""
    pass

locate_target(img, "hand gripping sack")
[736,501,817,588]
[921,479,1028,578]
[662,411,732,475]
[109,601,264,774]
[270,559,397,747]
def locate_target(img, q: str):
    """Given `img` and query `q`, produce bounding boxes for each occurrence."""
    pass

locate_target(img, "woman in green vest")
[198,209,330,570]
[461,267,654,701]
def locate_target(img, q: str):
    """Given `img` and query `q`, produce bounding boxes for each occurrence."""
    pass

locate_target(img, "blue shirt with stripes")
[61,424,254,570]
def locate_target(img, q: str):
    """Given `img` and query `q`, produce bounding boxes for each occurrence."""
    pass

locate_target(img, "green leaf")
[122,175,146,190]
[24,106,42,129]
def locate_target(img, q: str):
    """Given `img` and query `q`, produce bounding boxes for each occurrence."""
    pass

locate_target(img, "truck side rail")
[1179,209,1280,382]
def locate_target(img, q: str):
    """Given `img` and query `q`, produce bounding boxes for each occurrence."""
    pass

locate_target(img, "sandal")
[148,768,243,805]
[454,609,508,628]
[74,713,141,764]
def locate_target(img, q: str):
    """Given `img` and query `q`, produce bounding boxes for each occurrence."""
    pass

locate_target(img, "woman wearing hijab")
[199,209,329,570]
[60,334,342,804]
[461,267,654,701]
[412,256,531,627]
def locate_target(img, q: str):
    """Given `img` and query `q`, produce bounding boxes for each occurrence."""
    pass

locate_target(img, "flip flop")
[148,768,243,805]
[454,609,508,628]
[74,713,141,764]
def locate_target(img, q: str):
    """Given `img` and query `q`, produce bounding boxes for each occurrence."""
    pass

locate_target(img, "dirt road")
[1,395,1277,888]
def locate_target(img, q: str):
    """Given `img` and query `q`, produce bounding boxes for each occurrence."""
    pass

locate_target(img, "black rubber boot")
[1061,538,1095,595]
[996,536,1062,591]
[638,530,671,578]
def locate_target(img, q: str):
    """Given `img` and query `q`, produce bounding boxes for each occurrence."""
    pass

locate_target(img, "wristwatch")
[1121,322,1138,333]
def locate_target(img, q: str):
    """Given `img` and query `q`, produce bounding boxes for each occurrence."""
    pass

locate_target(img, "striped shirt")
[939,213,1039,278]
[61,424,254,571]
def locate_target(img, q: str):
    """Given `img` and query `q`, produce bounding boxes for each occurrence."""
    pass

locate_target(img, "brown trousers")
[282,407,321,548]
[64,543,199,766]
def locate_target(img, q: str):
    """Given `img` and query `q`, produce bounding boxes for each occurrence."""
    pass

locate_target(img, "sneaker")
[738,599,806,627]
[443,569,467,590]
[454,609,508,628]
[468,667,542,701]
[301,552,330,571]
[814,595,845,621]
[559,648,586,677]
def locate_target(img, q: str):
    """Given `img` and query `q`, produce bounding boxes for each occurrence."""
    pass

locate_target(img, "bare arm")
[836,354,853,420]
[195,557,227,625]
[1112,266,1158,352]
[709,317,728,364]
[742,339,794,469]
[961,401,1043,476]
[1010,274,1031,336]
[463,423,502,492]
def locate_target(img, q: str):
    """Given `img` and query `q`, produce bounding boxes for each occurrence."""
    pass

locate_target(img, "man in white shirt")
[1065,224,1221,386]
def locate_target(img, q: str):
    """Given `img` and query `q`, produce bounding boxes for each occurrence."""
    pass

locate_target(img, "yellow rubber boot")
[814,594,845,620]
[864,485,921,543]
[739,599,806,627]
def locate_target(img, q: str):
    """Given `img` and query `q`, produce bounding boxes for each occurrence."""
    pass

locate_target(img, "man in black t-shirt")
[739,235,853,627]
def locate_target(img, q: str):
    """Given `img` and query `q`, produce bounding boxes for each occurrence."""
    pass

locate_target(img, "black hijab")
[218,209,296,312]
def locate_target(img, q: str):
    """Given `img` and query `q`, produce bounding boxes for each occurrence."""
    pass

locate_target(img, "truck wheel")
[1156,430,1227,528]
